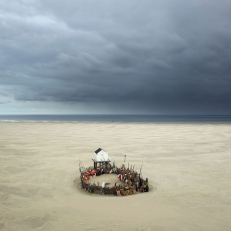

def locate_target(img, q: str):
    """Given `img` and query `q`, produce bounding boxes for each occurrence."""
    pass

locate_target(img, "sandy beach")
[0,122,231,231]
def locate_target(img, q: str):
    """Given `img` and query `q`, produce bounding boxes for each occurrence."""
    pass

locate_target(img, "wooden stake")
[140,160,143,174]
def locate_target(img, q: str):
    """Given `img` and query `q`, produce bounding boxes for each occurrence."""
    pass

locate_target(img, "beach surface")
[0,122,231,231]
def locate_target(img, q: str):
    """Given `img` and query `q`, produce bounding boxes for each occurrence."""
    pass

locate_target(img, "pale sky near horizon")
[0,0,231,115]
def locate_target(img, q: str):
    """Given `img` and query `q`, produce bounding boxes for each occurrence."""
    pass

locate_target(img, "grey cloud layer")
[1,0,231,113]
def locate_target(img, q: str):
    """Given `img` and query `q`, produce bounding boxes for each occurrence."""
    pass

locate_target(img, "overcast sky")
[0,0,231,114]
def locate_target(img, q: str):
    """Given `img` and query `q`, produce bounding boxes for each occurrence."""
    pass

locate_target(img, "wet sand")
[0,122,231,231]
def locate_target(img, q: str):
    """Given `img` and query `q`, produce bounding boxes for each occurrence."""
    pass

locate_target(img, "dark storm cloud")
[0,0,231,114]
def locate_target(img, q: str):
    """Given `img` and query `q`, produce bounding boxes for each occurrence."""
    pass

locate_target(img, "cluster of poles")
[79,155,149,196]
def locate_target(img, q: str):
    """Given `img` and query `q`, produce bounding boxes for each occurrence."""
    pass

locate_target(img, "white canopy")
[93,148,110,162]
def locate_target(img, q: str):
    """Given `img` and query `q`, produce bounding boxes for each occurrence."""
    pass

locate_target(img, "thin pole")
[140,160,143,174]
[79,159,83,172]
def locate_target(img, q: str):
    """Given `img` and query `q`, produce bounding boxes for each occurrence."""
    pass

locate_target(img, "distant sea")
[0,114,231,123]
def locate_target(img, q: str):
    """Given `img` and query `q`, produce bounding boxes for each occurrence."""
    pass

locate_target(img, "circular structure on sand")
[78,165,149,196]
